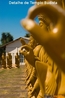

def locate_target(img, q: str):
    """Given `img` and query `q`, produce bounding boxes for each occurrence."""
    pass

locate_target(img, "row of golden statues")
[1,52,20,69]
[19,0,65,98]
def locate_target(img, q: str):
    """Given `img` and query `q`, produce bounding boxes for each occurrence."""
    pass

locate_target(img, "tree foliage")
[0,32,14,58]
[1,32,13,45]
[24,33,30,37]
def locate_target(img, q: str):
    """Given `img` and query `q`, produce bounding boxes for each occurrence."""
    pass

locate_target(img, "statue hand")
[19,45,35,66]
[21,4,65,72]
[20,38,26,45]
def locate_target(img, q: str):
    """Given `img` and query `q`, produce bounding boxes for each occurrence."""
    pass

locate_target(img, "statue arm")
[19,45,35,66]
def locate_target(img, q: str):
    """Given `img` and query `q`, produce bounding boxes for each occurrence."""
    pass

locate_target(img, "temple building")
[0,37,29,67]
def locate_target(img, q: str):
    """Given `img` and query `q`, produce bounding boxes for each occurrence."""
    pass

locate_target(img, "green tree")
[1,32,13,45]
[24,33,30,37]
[0,32,14,58]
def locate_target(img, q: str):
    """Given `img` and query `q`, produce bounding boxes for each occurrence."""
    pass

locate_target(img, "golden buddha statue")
[21,0,65,97]
[7,53,12,69]
[1,53,6,69]
[15,53,20,68]
[9,53,12,68]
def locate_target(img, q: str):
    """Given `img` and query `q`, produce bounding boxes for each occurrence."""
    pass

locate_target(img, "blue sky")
[0,0,38,40]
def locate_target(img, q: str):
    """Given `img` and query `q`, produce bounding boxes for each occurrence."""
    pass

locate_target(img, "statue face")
[39,20,44,28]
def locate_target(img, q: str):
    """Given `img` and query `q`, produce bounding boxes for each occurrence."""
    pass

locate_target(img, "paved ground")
[0,65,28,98]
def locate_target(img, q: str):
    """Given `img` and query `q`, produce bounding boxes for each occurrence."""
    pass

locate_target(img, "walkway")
[0,65,28,98]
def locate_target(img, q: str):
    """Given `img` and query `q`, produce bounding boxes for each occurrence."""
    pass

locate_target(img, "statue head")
[37,0,65,31]
[28,35,38,49]
[38,14,50,31]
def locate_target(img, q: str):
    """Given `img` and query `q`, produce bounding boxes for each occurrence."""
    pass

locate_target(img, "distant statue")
[7,53,12,69]
[9,53,12,68]
[15,53,20,68]
[1,53,6,69]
